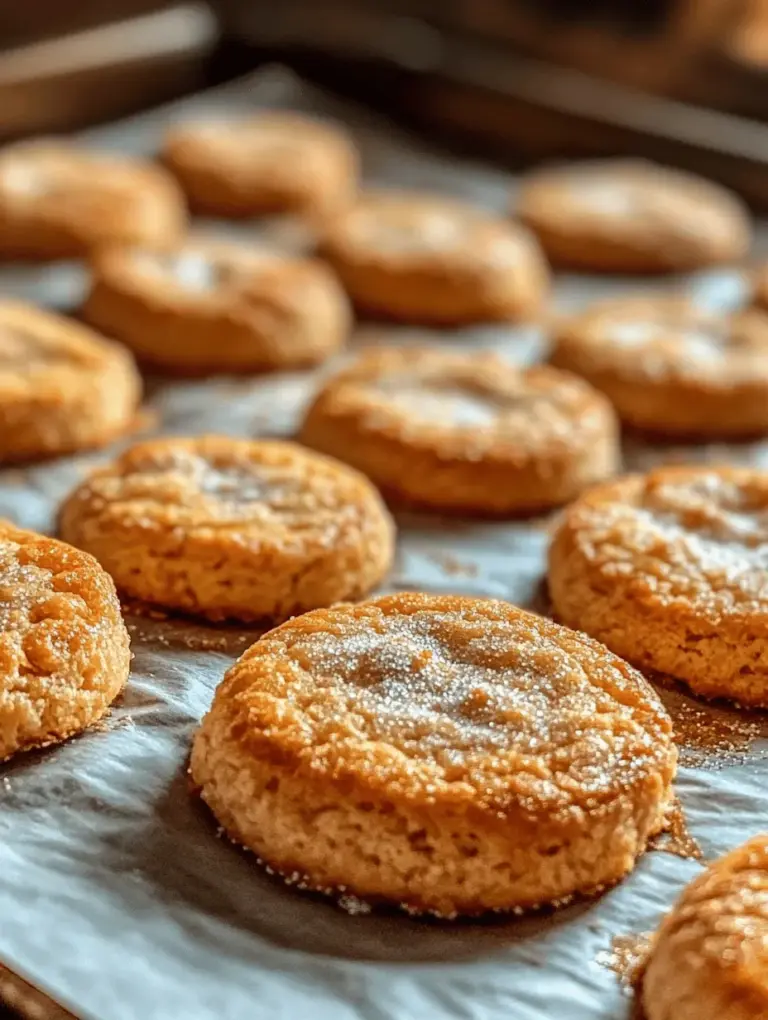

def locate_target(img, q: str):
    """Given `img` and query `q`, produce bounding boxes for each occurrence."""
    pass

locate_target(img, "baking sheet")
[2,65,768,1020]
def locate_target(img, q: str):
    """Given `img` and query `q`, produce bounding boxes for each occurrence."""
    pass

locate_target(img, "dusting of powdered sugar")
[349,206,463,254]
[608,321,728,363]
[195,461,278,505]
[368,376,498,428]
[570,179,637,216]
[100,443,364,544]
[358,365,600,443]
[0,326,86,371]
[285,606,667,805]
[113,449,306,524]
[137,250,220,291]
[0,159,49,198]
[583,471,768,610]
[577,308,768,382]
[0,544,55,634]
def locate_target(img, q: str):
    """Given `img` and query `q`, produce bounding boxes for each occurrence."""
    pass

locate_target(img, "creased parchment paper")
[1,67,768,1020]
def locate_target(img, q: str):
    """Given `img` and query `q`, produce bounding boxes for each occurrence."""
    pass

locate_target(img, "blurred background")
[4,0,768,203]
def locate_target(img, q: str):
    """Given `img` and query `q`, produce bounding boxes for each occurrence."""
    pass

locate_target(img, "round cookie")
[643,834,768,1020]
[319,190,548,324]
[551,296,768,437]
[549,465,768,707]
[0,140,186,260]
[58,436,395,622]
[191,592,676,917]
[0,301,141,464]
[0,520,131,761]
[162,113,358,219]
[517,159,751,273]
[299,347,619,515]
[83,239,351,375]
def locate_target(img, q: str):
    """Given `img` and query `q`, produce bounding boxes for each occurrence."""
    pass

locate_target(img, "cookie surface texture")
[551,296,768,437]
[0,520,131,761]
[162,113,358,218]
[549,466,768,706]
[83,239,351,375]
[0,301,141,463]
[58,437,395,622]
[320,190,548,324]
[0,140,186,259]
[644,833,768,1020]
[191,593,676,917]
[518,159,751,273]
[300,346,619,514]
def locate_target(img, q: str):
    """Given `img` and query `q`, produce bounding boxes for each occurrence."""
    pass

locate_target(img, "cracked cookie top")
[59,435,392,550]
[558,466,768,621]
[518,159,750,271]
[554,297,768,387]
[0,519,130,760]
[302,346,615,458]
[0,140,186,256]
[213,593,675,819]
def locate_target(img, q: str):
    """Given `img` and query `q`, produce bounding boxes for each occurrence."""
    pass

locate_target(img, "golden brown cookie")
[0,140,186,260]
[549,465,768,707]
[0,520,131,761]
[517,159,751,273]
[320,190,548,324]
[643,834,768,1020]
[551,296,768,437]
[191,592,676,917]
[83,239,351,375]
[59,436,395,622]
[300,347,619,515]
[0,301,141,464]
[162,113,358,219]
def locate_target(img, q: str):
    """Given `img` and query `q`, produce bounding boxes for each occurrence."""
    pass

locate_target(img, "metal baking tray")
[217,0,768,204]
[1,65,768,1020]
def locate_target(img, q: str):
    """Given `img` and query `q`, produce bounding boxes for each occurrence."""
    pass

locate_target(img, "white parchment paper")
[1,67,768,1020]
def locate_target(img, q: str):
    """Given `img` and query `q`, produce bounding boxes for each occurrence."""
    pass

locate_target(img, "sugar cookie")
[0,140,186,259]
[549,466,768,706]
[551,296,768,436]
[83,239,351,375]
[162,113,358,219]
[644,833,768,1020]
[320,190,548,324]
[0,520,130,761]
[518,159,751,273]
[191,592,676,917]
[0,301,140,463]
[59,437,395,622]
[300,347,619,515]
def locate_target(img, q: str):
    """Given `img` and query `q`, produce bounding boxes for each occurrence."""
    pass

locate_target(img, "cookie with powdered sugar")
[162,113,358,219]
[0,140,185,259]
[549,465,768,706]
[59,436,394,622]
[0,521,130,761]
[320,190,548,325]
[191,592,676,917]
[551,295,768,437]
[644,833,768,1020]
[517,159,751,273]
[300,346,619,515]
[0,301,140,463]
[83,238,351,376]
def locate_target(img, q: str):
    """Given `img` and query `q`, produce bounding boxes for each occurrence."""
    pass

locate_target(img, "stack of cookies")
[1,102,768,1019]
